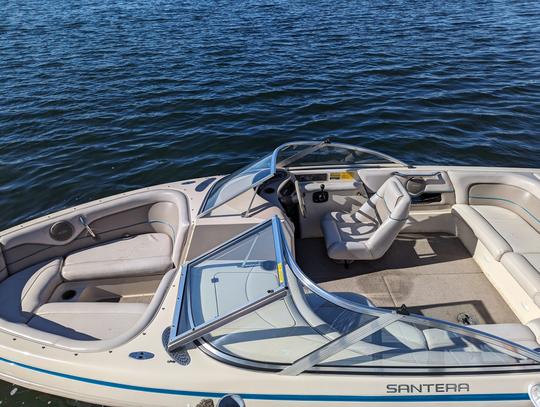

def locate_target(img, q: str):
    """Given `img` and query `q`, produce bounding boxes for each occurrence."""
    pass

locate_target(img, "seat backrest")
[362,177,411,259]
[448,171,540,233]
[0,189,190,274]
[367,176,411,224]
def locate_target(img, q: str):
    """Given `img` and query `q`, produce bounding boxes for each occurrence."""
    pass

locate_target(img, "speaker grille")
[49,221,74,241]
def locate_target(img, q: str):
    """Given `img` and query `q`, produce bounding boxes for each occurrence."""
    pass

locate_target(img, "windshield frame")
[198,141,408,218]
[168,217,288,350]
[170,216,540,374]
[198,154,277,218]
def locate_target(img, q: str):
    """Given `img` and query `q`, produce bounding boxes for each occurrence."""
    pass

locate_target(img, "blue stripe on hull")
[0,356,529,403]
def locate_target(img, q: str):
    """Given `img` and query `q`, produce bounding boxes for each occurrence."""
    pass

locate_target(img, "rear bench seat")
[450,173,540,332]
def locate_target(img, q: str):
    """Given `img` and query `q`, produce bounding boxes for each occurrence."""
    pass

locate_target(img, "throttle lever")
[313,183,329,203]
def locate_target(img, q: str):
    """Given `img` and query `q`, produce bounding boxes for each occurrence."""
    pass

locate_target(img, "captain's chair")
[321,176,411,261]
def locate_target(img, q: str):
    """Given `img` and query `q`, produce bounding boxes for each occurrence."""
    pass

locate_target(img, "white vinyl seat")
[0,258,63,323]
[472,323,540,350]
[453,204,540,261]
[62,233,173,281]
[321,176,411,261]
[452,203,540,307]
[501,253,540,307]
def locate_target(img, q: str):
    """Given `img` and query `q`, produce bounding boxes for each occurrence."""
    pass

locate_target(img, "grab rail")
[392,171,441,178]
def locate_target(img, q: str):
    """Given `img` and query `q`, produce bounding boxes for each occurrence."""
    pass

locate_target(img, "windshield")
[169,217,540,374]
[275,141,407,169]
[198,141,406,217]
[200,154,274,216]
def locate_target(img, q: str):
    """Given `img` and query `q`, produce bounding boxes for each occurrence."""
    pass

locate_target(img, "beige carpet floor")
[295,234,519,324]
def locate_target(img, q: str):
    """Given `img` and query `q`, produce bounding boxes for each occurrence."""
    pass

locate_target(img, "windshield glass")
[276,142,405,169]
[200,154,274,216]
[188,222,281,327]
[201,263,536,372]
[170,217,540,373]
[199,142,406,216]
[169,219,287,349]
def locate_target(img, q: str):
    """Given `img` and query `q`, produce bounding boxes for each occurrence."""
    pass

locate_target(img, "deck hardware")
[79,216,97,239]
[457,312,475,325]
[392,171,441,178]
[162,328,191,365]
[129,351,154,360]
[396,304,410,315]
[243,185,260,218]
[530,384,540,407]
[195,177,216,192]
[218,394,245,407]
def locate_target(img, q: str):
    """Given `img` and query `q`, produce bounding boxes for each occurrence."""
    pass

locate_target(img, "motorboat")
[1,140,540,407]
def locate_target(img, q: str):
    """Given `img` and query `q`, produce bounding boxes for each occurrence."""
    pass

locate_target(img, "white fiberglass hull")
[1,151,540,406]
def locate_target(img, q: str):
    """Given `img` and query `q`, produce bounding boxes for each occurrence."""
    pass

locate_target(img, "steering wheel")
[277,174,307,218]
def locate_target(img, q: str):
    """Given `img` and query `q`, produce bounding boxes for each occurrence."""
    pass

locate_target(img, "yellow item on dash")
[329,171,355,180]
[277,263,285,284]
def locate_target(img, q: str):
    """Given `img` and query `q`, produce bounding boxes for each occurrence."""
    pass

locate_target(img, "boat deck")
[295,234,519,325]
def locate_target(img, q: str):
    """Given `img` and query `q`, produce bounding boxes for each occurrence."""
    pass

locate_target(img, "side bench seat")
[473,323,540,351]
[452,204,512,260]
[62,233,173,281]
[452,204,540,260]
[453,204,540,315]
[502,253,540,307]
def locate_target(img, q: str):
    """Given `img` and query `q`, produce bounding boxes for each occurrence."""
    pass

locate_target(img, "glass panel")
[319,319,535,368]
[197,254,538,368]
[203,298,325,364]
[202,295,378,364]
[202,154,273,214]
[275,144,316,165]
[173,217,539,370]
[302,286,377,335]
[200,269,377,364]
[291,145,388,167]
[187,221,281,329]
[277,144,391,168]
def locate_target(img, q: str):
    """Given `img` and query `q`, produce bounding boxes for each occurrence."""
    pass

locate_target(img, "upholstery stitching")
[470,195,540,224]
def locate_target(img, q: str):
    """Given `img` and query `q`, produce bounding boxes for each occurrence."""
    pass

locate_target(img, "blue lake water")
[1,0,540,404]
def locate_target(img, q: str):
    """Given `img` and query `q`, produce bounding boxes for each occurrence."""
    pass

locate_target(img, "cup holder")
[61,290,77,301]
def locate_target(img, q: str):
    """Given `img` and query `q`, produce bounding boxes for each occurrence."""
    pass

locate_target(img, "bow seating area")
[0,189,189,351]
